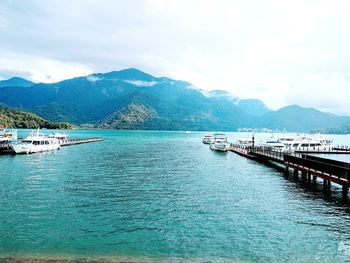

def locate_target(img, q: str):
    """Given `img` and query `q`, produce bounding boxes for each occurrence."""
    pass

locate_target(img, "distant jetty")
[59,137,104,146]
[0,135,104,154]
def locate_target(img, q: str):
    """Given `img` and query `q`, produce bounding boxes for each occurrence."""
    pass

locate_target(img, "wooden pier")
[229,144,350,197]
[59,137,103,146]
[0,137,104,154]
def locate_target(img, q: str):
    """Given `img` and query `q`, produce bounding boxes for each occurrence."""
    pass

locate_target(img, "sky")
[1,0,350,115]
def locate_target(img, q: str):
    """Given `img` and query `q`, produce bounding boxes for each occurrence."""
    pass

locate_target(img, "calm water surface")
[1,130,350,262]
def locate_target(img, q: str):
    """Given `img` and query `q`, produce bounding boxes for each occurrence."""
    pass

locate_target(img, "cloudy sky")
[1,0,350,115]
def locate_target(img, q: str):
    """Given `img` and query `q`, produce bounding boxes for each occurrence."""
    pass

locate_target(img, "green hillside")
[0,105,75,129]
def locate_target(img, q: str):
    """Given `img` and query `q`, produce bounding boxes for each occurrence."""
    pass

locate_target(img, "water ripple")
[1,130,350,262]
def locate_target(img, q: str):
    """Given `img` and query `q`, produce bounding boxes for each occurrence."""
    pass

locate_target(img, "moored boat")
[263,136,287,150]
[210,133,228,152]
[0,128,17,142]
[202,134,214,144]
[11,129,60,154]
[263,133,334,152]
[0,128,18,153]
[236,138,254,147]
[48,132,68,140]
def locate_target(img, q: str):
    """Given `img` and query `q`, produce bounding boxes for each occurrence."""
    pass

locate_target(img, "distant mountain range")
[0,77,35,88]
[0,68,349,132]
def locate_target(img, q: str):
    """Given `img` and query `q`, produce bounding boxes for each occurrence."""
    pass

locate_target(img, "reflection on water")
[0,130,350,262]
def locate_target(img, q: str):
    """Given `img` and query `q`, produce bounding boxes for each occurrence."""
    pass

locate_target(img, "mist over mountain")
[0,68,348,132]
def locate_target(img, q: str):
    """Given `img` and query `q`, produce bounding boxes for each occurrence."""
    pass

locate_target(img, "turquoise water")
[1,130,350,262]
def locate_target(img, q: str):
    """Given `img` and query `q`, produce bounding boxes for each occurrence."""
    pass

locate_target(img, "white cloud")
[86,76,101,82]
[123,80,158,87]
[0,51,93,83]
[0,0,350,114]
[287,72,350,115]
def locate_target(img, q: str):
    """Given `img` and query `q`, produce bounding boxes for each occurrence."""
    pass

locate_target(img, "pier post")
[342,186,349,198]
[323,179,327,189]
[302,171,307,183]
[327,180,331,189]
[312,175,317,184]
[307,173,311,184]
[294,169,299,178]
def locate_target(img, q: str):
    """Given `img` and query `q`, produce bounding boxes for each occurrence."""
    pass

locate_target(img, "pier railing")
[250,146,286,163]
[284,154,350,185]
[228,143,350,196]
[229,143,350,155]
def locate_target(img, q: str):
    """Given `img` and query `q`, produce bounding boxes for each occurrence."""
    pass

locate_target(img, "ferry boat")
[236,138,254,147]
[263,136,287,150]
[309,133,333,146]
[288,140,329,152]
[0,128,18,153]
[202,134,214,144]
[266,134,333,152]
[48,132,68,140]
[210,133,228,152]
[0,128,17,142]
[11,129,60,154]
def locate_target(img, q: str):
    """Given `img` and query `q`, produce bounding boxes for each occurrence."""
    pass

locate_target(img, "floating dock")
[229,144,350,197]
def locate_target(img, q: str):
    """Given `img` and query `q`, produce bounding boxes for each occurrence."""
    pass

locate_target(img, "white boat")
[236,138,254,147]
[263,136,287,150]
[48,132,68,140]
[210,133,228,152]
[202,134,214,144]
[11,129,60,154]
[289,140,326,151]
[0,128,17,152]
[266,134,334,152]
[0,128,17,142]
[309,133,333,146]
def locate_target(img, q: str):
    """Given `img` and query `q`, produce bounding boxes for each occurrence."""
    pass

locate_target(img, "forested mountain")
[0,68,348,132]
[258,105,350,132]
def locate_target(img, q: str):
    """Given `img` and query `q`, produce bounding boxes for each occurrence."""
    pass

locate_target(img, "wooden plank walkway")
[59,137,104,146]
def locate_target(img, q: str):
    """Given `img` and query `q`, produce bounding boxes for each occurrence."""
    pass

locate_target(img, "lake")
[1,130,350,262]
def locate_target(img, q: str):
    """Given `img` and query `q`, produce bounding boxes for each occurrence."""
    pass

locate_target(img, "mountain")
[206,90,238,102]
[0,105,74,129]
[0,68,348,132]
[0,68,254,131]
[237,99,270,117]
[0,77,35,88]
[259,105,350,132]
